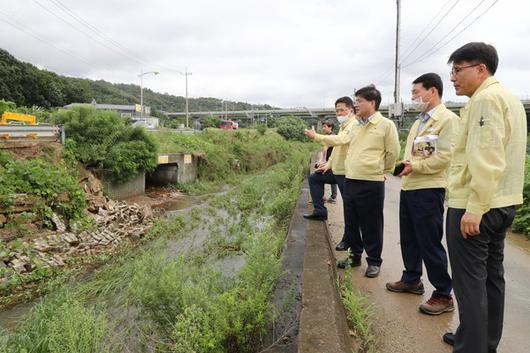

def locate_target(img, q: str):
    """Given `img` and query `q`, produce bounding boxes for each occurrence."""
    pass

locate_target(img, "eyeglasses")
[450,64,481,76]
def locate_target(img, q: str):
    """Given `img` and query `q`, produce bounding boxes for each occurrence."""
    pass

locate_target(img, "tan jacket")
[314,116,357,175]
[401,104,459,190]
[447,76,527,215]
[316,112,400,181]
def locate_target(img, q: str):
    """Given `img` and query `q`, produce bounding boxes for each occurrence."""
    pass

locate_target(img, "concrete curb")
[297,179,353,353]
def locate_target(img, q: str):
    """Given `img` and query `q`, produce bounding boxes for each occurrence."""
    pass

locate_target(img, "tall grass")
[0,136,312,353]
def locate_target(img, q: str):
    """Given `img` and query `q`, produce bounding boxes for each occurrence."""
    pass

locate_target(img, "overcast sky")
[1,0,529,109]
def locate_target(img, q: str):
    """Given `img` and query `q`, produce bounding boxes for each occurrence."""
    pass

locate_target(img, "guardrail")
[0,125,63,143]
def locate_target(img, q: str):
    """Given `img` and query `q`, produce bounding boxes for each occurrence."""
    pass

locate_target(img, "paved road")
[324,175,530,353]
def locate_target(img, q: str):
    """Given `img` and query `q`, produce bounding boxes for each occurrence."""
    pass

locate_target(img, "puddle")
[152,196,194,211]
[215,254,247,279]
[0,299,38,331]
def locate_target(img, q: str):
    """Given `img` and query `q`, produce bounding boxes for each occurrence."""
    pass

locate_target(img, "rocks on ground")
[0,169,159,284]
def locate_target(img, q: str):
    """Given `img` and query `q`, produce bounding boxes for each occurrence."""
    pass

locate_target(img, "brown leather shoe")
[385,280,425,295]
[419,295,454,315]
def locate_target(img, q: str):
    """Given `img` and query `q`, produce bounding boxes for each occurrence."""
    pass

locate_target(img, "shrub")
[104,140,158,183]
[51,106,158,182]
[201,116,222,129]
[257,124,267,135]
[275,116,308,141]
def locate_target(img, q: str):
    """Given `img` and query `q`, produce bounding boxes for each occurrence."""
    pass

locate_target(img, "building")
[63,100,159,128]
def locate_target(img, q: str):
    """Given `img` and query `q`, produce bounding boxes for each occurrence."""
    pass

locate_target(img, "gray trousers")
[446,206,516,353]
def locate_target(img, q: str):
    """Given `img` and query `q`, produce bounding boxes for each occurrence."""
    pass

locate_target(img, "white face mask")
[411,95,429,112]
[336,114,350,124]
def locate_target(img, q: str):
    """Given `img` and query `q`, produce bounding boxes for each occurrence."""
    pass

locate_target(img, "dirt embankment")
[0,141,183,300]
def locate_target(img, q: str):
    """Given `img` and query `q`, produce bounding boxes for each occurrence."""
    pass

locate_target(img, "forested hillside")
[0,48,275,112]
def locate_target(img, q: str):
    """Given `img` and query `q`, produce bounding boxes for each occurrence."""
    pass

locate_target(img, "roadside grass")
[0,142,311,353]
[338,268,379,353]
[512,154,530,237]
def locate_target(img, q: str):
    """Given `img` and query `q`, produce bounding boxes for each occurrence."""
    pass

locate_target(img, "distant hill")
[0,48,275,112]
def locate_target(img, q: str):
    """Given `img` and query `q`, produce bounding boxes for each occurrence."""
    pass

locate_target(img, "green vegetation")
[150,128,302,191]
[256,124,267,135]
[0,99,50,122]
[513,155,530,236]
[0,48,275,111]
[0,139,311,352]
[0,149,88,295]
[0,151,87,229]
[338,268,378,353]
[273,116,310,141]
[50,105,158,183]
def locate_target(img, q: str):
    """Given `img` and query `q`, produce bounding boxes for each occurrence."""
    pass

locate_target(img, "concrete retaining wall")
[103,174,145,200]
[150,153,198,185]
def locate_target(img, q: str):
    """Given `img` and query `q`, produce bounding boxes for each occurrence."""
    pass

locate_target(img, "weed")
[338,269,378,353]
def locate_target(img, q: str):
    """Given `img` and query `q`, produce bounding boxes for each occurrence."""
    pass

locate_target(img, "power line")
[43,0,183,74]
[40,0,152,68]
[0,10,95,70]
[402,0,488,67]
[375,0,453,88]
[402,0,499,68]
[399,0,453,61]
[399,0,461,65]
[31,0,150,68]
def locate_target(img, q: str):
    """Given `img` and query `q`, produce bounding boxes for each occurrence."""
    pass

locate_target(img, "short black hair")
[335,96,354,109]
[448,42,498,75]
[355,84,382,110]
[412,73,443,97]
[322,119,335,129]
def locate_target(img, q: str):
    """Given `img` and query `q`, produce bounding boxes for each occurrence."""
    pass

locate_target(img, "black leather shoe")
[303,213,327,221]
[335,241,347,251]
[442,332,455,346]
[337,255,361,269]
[365,265,380,278]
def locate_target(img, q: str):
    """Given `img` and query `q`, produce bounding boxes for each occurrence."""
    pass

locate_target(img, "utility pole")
[394,0,401,105]
[138,70,159,121]
[392,0,403,127]
[180,67,192,128]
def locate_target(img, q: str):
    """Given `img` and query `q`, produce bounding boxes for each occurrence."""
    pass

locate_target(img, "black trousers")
[343,178,385,266]
[447,206,516,353]
[399,188,452,297]
[308,171,344,216]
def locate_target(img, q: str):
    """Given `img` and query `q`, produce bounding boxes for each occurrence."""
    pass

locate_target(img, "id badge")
[412,134,438,157]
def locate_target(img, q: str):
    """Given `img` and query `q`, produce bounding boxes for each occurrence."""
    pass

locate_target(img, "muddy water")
[152,197,194,211]
[0,300,38,331]
[326,176,530,353]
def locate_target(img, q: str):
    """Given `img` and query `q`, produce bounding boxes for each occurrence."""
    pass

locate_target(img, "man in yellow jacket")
[385,73,458,316]
[309,85,400,277]
[303,96,357,251]
[303,97,356,222]
[443,42,527,353]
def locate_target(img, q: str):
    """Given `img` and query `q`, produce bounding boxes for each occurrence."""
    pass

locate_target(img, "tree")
[275,116,309,141]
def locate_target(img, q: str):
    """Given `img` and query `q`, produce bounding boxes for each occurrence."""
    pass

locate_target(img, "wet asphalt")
[325,175,530,353]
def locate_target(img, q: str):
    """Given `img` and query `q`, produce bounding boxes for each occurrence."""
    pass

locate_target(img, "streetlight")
[180,67,192,128]
[138,70,159,121]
